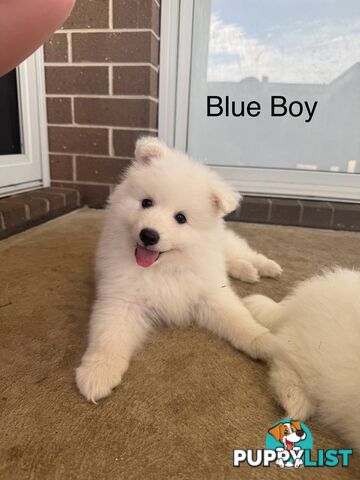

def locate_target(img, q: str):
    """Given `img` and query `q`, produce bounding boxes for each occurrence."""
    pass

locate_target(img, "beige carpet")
[0,208,359,480]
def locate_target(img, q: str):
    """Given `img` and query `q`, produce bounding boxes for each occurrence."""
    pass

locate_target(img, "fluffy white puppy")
[244,268,360,451]
[76,137,282,402]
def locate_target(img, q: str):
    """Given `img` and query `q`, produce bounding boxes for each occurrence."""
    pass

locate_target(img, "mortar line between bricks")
[58,192,67,206]
[44,62,159,72]
[109,129,114,156]
[46,94,159,102]
[70,97,75,123]
[48,124,158,132]
[266,199,272,222]
[72,156,77,181]
[67,33,72,62]
[0,212,6,230]
[151,31,160,41]
[326,202,335,227]
[60,28,159,36]
[52,179,115,187]
[51,152,134,160]
[108,65,113,95]
[23,203,31,220]
[297,200,304,225]
[75,190,81,206]
[109,0,113,29]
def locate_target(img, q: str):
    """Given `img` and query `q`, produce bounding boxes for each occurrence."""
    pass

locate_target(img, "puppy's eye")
[141,198,153,208]
[175,212,187,224]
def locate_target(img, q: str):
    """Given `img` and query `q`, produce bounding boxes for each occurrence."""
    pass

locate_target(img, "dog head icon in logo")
[266,419,313,468]
[269,420,306,450]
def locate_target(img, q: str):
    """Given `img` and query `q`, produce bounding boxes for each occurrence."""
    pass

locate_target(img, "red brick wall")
[44,0,160,207]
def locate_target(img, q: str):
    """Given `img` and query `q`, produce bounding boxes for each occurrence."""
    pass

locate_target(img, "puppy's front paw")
[229,259,260,283]
[258,258,282,278]
[246,331,272,361]
[75,356,128,403]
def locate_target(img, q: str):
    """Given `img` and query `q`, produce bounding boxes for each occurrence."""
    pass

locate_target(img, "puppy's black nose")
[140,228,159,246]
[296,429,304,437]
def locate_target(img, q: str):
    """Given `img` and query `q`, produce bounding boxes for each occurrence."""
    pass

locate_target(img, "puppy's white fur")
[244,268,360,451]
[76,137,282,402]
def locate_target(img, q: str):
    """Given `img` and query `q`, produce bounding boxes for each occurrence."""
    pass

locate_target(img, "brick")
[45,66,108,95]
[6,196,49,221]
[0,188,80,239]
[239,197,271,223]
[300,201,333,228]
[43,187,80,207]
[0,201,27,229]
[72,32,159,65]
[26,187,79,209]
[149,100,158,129]
[270,198,301,225]
[332,203,360,231]
[46,97,72,124]
[62,0,109,29]
[113,130,155,157]
[25,190,65,210]
[48,126,109,155]
[50,154,73,181]
[74,98,158,128]
[52,182,110,208]
[151,33,159,66]
[44,34,68,62]
[29,187,80,208]
[113,66,158,96]
[76,156,131,183]
[113,0,160,33]
[152,1,160,35]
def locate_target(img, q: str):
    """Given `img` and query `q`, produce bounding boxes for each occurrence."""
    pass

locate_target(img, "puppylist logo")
[233,419,353,469]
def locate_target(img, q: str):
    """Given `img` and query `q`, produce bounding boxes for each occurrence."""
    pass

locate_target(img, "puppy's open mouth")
[135,244,161,268]
[285,440,294,450]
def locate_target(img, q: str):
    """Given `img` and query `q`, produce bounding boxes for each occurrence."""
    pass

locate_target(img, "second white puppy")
[244,268,360,451]
[76,137,282,402]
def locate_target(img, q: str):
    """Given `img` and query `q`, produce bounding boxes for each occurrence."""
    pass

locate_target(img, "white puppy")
[76,137,282,402]
[244,268,360,451]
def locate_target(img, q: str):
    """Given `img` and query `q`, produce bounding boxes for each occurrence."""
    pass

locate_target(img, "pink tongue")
[135,245,160,268]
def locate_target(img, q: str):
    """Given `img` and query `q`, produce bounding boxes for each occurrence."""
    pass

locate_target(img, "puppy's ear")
[268,424,284,442]
[134,136,168,164]
[291,421,301,431]
[211,178,241,216]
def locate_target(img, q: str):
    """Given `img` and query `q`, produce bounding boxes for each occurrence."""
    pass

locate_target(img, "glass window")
[0,69,21,155]
[187,0,360,174]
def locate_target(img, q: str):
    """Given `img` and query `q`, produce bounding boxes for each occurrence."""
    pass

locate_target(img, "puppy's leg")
[197,288,272,360]
[76,300,150,402]
[243,294,285,330]
[224,229,282,280]
[270,360,314,420]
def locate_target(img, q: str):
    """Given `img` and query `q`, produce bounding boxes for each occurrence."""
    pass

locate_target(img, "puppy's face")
[110,137,240,268]
[268,421,306,450]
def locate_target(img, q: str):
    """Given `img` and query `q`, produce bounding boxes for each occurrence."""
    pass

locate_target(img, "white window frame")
[0,48,49,197]
[158,0,360,202]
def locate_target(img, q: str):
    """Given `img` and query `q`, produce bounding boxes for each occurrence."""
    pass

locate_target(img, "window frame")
[0,48,49,197]
[158,0,360,202]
